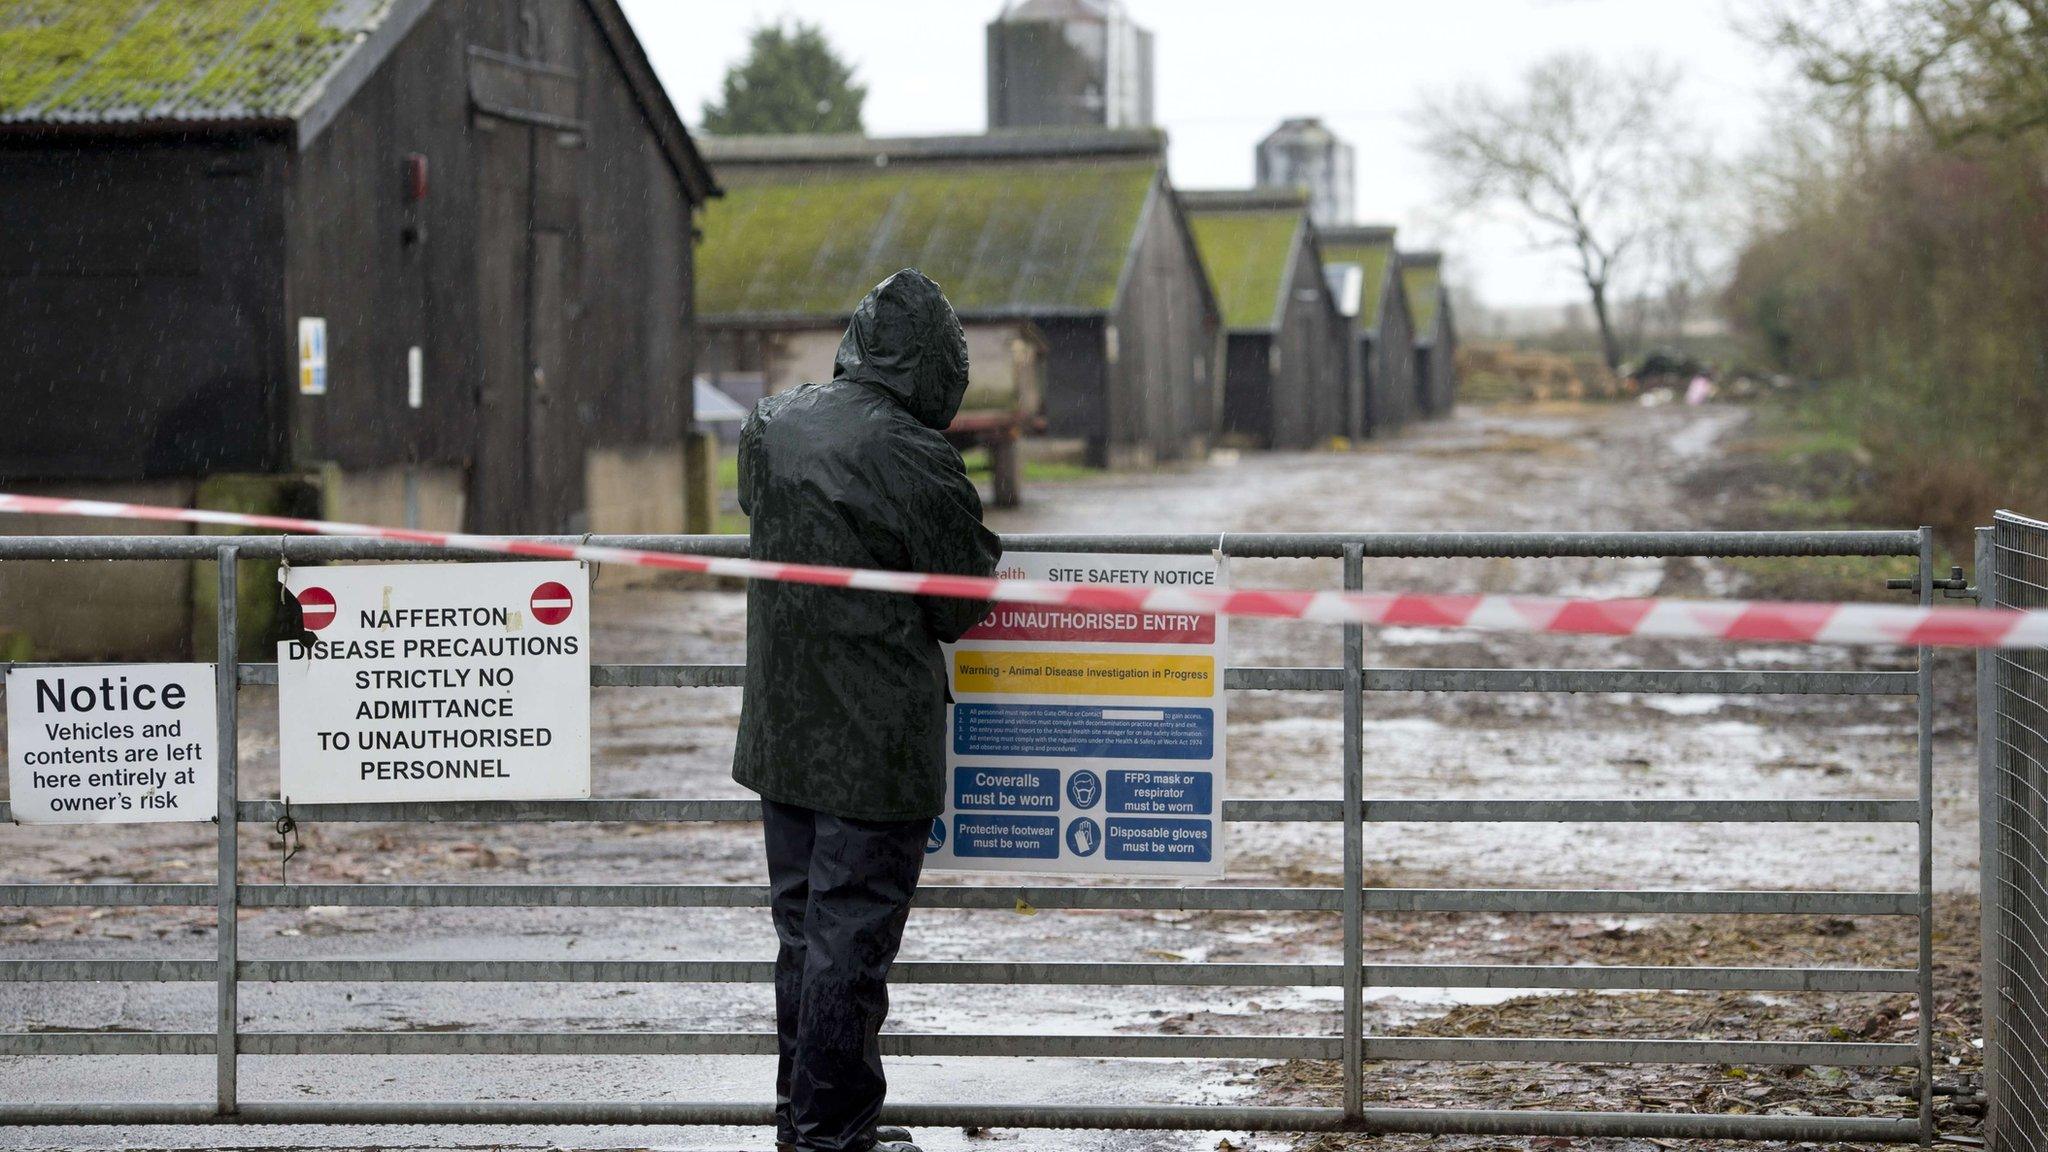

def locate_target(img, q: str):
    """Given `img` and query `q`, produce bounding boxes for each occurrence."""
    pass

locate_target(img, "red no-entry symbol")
[296,586,337,631]
[531,581,574,625]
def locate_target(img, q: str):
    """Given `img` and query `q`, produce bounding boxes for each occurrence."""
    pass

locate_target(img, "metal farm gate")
[0,528,1938,1143]
[1980,511,2048,1150]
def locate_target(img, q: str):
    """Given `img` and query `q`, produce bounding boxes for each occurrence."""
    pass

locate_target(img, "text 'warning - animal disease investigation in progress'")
[928,552,1228,878]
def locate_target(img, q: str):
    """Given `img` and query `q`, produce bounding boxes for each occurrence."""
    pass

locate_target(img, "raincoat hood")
[833,269,970,430]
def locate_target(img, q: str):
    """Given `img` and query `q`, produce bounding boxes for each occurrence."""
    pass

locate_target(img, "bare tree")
[1419,53,1695,371]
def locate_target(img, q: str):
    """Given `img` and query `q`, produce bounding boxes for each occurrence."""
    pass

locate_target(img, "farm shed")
[1182,190,1347,449]
[1403,250,1458,417]
[0,0,718,658]
[1319,225,1417,438]
[695,129,1222,469]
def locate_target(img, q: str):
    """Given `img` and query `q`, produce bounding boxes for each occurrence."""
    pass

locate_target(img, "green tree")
[701,21,866,135]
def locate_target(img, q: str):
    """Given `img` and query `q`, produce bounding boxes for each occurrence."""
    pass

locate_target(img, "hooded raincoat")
[732,270,1002,822]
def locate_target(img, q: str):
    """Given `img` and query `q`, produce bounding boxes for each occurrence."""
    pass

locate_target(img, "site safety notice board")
[278,562,591,804]
[928,552,1227,877]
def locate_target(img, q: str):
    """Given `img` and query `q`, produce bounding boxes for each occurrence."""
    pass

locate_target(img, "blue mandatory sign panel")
[1106,769,1214,815]
[1104,817,1214,864]
[951,815,1061,860]
[953,766,1060,812]
[1066,817,1102,857]
[953,704,1215,760]
[925,818,946,854]
[1066,769,1102,809]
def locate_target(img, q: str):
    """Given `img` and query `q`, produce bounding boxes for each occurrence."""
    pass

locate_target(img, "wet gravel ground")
[0,402,1979,1151]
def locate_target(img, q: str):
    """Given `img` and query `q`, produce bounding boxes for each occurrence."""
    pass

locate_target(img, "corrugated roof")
[0,0,399,125]
[1185,202,1304,332]
[1403,253,1443,338]
[699,127,1165,166]
[1180,187,1307,213]
[699,150,1160,321]
[1319,225,1397,330]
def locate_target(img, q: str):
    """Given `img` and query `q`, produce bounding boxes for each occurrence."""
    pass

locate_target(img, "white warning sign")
[6,664,218,824]
[277,562,591,804]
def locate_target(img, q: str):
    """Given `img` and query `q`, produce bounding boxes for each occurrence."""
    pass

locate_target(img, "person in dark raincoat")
[733,269,1001,1152]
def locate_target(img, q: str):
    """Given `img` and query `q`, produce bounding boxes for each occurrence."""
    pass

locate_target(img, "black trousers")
[762,799,928,1152]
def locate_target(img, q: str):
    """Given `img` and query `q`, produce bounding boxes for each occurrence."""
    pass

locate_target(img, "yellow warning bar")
[952,651,1216,697]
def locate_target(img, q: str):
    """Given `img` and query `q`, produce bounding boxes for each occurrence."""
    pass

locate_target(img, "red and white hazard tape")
[0,492,2040,650]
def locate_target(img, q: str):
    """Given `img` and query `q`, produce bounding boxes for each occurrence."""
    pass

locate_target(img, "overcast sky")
[617,1,1795,309]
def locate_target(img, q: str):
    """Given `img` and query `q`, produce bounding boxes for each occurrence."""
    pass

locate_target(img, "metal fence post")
[1341,544,1364,1122]
[1977,526,2002,1144]
[215,545,239,1115]
[1917,528,1935,1146]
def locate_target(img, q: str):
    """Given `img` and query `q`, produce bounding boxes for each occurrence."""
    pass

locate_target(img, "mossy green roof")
[1186,208,1302,332]
[699,158,1159,319]
[1321,236,1396,326]
[1404,261,1443,336]
[0,0,394,124]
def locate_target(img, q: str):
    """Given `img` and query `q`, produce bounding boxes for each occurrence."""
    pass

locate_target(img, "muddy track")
[0,402,1982,1151]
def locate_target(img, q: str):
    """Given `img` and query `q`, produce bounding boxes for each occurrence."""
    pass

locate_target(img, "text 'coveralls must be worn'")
[732,269,1002,1152]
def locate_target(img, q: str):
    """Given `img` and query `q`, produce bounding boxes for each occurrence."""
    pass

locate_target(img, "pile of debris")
[1457,341,1620,403]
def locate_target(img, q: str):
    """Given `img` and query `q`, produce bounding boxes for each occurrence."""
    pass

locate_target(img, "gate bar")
[0,1101,1923,1142]
[1978,525,2005,1134]
[1917,528,1935,1145]
[0,958,1922,993]
[0,882,1337,911]
[212,545,238,1117]
[0,1030,1919,1066]
[0,796,1938,825]
[0,958,1921,993]
[0,529,1923,562]
[216,662,1923,695]
[0,882,1920,915]
[204,796,1929,824]
[1341,542,1364,1119]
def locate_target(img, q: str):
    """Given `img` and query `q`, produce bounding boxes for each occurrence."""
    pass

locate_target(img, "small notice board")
[277,562,590,804]
[927,552,1227,878]
[6,664,218,824]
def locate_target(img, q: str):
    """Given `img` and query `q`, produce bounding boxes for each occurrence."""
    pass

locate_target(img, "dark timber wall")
[1036,317,1112,461]
[1273,232,1344,449]
[1364,268,1417,436]
[0,0,709,658]
[1217,227,1344,450]
[1220,334,1274,444]
[1106,178,1217,465]
[1419,296,1457,417]
[0,135,291,480]
[286,0,698,534]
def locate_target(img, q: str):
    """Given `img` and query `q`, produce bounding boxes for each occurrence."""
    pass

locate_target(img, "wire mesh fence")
[1983,512,2048,1149]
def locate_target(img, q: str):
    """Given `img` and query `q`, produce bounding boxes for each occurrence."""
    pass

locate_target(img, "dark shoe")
[776,1129,915,1152]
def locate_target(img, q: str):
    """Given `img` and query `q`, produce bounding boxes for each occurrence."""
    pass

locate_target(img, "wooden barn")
[1182,190,1348,449]
[1402,251,1458,417]
[1319,225,1417,437]
[695,130,1222,469]
[0,0,718,658]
